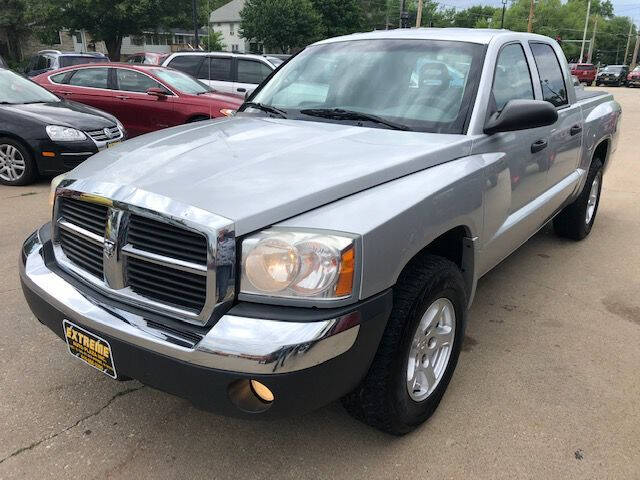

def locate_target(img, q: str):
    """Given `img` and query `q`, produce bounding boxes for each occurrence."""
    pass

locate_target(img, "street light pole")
[623,21,633,65]
[527,0,535,32]
[400,0,409,28]
[192,0,200,49]
[501,0,507,29]
[579,0,591,63]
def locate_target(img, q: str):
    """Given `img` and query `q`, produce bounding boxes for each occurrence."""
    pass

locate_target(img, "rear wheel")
[553,158,603,240]
[0,138,37,186]
[342,254,466,435]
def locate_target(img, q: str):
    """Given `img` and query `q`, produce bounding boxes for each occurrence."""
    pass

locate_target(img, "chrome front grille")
[52,190,235,326]
[86,126,122,143]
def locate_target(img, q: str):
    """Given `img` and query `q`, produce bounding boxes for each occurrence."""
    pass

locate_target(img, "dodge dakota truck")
[20,29,621,435]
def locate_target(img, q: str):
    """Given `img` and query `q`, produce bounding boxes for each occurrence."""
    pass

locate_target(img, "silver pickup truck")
[20,29,621,435]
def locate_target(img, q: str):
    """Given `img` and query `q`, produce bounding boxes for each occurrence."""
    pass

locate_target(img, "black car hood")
[0,101,115,130]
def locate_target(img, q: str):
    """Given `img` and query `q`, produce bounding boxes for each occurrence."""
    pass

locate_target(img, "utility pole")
[400,0,409,28]
[623,21,633,65]
[587,17,597,63]
[416,0,423,28]
[192,0,200,49]
[579,0,591,63]
[527,0,535,33]
[631,33,640,70]
[501,0,507,29]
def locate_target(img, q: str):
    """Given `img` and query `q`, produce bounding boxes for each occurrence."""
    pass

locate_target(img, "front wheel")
[342,254,467,435]
[0,137,37,186]
[553,158,603,240]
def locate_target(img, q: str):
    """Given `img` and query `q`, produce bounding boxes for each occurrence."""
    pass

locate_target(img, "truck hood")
[69,115,473,235]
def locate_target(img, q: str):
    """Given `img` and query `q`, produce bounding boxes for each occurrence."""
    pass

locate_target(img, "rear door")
[529,42,582,215]
[197,56,234,93]
[63,67,115,113]
[234,58,273,95]
[111,67,176,136]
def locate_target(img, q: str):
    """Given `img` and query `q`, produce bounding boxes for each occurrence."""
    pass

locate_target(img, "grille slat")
[59,198,108,236]
[86,126,121,142]
[59,230,104,279]
[128,262,206,295]
[127,214,207,265]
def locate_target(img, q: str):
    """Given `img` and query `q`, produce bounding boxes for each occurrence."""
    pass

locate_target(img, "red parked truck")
[33,64,243,137]
[570,63,597,85]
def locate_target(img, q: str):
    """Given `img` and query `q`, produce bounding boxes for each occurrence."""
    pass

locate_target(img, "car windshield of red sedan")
[154,69,210,94]
[0,69,60,104]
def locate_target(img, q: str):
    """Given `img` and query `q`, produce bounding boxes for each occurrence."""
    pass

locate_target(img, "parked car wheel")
[0,137,37,186]
[342,254,466,435]
[553,158,603,240]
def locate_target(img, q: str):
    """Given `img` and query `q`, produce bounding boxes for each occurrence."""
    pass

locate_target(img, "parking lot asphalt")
[1,87,639,480]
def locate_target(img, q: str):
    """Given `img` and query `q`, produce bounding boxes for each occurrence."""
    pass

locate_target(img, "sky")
[439,0,640,28]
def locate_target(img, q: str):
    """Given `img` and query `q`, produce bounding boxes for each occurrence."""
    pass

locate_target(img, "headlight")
[48,173,67,208]
[46,125,87,142]
[241,230,357,300]
[220,109,236,117]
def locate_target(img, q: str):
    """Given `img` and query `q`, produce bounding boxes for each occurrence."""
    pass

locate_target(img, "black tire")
[0,137,37,186]
[553,158,603,240]
[342,254,467,435]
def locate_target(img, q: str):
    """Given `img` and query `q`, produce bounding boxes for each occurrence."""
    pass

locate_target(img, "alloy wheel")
[0,144,26,182]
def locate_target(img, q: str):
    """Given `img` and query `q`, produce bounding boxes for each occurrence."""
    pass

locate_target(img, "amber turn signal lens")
[250,380,274,403]
[335,247,355,297]
[42,152,56,157]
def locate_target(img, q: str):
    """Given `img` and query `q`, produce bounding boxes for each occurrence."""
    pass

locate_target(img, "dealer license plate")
[63,320,117,379]
[107,141,121,148]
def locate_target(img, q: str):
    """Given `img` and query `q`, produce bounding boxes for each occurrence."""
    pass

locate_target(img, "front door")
[474,42,554,274]
[112,68,176,137]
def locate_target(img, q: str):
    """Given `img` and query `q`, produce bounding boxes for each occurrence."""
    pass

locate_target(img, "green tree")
[30,0,199,61]
[202,30,225,51]
[0,0,30,61]
[311,0,364,37]
[240,0,325,53]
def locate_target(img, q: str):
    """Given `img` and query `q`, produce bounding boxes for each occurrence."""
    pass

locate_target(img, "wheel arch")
[0,132,38,168]
[395,225,476,306]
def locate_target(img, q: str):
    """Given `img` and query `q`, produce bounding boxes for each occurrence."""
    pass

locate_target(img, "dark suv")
[595,65,629,87]
[24,50,109,77]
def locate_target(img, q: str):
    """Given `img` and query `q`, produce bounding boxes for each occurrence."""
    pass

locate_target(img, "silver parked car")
[162,51,278,95]
[21,29,620,435]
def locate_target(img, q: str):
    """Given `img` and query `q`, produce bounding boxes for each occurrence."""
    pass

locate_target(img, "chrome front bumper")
[20,226,361,375]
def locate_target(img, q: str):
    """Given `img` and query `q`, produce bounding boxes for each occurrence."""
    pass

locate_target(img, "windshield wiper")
[243,102,287,118]
[299,108,411,131]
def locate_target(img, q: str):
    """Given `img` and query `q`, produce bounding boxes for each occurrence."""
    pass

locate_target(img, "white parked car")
[162,52,279,95]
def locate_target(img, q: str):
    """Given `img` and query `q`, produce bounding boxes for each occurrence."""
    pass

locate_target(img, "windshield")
[59,56,108,68]
[154,69,210,94]
[249,39,484,133]
[601,66,622,73]
[0,69,60,104]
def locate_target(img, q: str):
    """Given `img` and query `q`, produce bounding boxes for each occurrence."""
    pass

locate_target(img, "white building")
[210,0,262,53]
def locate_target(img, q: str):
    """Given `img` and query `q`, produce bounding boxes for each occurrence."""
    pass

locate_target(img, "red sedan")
[33,64,243,137]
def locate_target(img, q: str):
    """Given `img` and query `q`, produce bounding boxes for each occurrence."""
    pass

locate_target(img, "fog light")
[250,380,274,403]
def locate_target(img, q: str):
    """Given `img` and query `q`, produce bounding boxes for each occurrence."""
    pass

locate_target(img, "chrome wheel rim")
[406,298,456,402]
[0,144,26,182]
[585,173,601,225]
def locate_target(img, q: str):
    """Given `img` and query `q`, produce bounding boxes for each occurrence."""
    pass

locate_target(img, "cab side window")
[530,42,568,107]
[492,43,534,112]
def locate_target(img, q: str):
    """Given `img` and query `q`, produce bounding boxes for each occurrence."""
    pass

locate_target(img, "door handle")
[531,139,548,153]
[570,124,582,136]
[236,87,247,93]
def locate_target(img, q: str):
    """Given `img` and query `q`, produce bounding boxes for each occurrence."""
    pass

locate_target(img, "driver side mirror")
[146,87,168,98]
[484,99,558,135]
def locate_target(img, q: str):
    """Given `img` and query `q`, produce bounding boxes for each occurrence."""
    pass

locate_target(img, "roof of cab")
[314,28,541,46]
